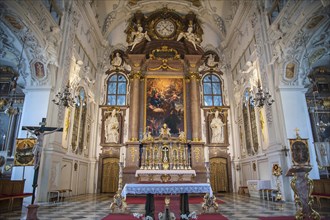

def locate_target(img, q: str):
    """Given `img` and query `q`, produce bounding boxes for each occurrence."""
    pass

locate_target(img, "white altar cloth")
[121,183,213,197]
[135,169,196,177]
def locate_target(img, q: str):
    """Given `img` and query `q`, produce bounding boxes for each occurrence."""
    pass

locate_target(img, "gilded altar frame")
[144,76,186,137]
[14,138,36,166]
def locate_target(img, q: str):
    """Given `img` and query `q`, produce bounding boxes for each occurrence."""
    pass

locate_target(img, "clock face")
[155,19,175,37]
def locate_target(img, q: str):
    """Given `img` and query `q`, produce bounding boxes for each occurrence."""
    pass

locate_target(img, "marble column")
[184,55,206,182]
[127,54,145,141]
[185,55,202,141]
[124,54,145,183]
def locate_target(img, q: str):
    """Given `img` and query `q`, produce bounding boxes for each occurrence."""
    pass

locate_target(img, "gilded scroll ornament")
[129,147,137,162]
[193,147,201,162]
[148,59,181,71]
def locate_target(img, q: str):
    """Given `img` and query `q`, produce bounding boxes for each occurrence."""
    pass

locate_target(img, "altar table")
[135,170,197,182]
[247,180,271,198]
[122,183,213,219]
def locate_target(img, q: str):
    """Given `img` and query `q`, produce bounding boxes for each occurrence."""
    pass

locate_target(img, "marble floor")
[1,193,330,220]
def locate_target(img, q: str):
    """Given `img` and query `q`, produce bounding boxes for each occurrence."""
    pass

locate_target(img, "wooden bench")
[312,179,330,208]
[0,179,33,212]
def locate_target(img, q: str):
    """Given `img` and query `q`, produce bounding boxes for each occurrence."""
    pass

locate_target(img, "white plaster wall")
[11,87,51,203]
[279,86,319,179]
[242,162,252,185]
[258,159,270,180]
[60,159,73,190]
[108,22,127,46]
[77,162,88,195]
[201,24,221,49]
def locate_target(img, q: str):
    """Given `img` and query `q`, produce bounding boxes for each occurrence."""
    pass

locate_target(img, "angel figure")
[159,123,171,138]
[177,26,201,50]
[128,26,151,51]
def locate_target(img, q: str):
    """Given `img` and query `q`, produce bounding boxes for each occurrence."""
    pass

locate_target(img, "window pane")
[109,75,117,81]
[204,75,212,82]
[118,82,126,94]
[212,83,221,94]
[107,95,116,105]
[117,95,126,106]
[108,83,116,94]
[204,96,213,106]
[204,83,212,94]
[214,96,222,106]
[211,75,220,82]
[118,75,126,81]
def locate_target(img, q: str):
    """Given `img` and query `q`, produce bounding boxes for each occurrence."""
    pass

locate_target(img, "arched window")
[202,73,223,106]
[242,89,259,155]
[107,73,127,106]
[71,87,87,155]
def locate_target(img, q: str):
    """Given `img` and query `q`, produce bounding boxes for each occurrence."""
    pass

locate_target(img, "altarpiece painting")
[145,77,185,137]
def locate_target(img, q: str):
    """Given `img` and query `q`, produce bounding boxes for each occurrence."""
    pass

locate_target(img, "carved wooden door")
[101,158,119,193]
[210,157,228,193]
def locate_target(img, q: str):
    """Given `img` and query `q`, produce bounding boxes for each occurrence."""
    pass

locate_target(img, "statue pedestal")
[26,204,39,220]
[286,167,320,220]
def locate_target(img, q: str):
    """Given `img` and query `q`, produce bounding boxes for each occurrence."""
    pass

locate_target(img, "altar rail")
[139,140,191,170]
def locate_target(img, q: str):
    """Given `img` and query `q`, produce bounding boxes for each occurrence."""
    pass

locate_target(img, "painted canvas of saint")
[145,78,184,137]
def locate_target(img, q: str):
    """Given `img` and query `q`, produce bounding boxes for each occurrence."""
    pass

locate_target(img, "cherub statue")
[178,131,186,142]
[128,26,151,51]
[177,25,201,50]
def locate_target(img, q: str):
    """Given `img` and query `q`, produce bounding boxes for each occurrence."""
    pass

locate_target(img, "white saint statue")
[111,52,122,67]
[210,110,225,143]
[106,109,119,143]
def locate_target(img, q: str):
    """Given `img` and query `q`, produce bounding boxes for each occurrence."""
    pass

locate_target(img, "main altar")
[135,124,197,183]
[98,9,232,200]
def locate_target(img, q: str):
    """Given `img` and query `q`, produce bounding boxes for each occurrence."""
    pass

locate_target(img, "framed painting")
[145,77,185,137]
[14,138,36,166]
[289,138,310,166]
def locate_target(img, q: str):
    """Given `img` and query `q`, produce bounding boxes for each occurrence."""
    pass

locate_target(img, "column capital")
[184,54,202,72]
[186,71,201,81]
[129,71,143,80]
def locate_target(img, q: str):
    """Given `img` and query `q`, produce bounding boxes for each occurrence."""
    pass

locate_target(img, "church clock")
[155,19,176,38]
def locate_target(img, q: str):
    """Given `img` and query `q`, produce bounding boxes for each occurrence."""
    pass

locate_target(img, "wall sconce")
[52,82,77,108]
[253,79,274,107]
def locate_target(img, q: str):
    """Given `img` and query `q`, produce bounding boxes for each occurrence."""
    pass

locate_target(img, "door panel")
[101,158,119,193]
[210,157,228,193]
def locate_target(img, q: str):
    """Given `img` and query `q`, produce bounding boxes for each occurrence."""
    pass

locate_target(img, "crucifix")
[22,118,63,204]
[294,127,301,139]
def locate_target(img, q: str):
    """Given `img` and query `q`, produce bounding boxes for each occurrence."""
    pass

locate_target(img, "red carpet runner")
[102,213,228,220]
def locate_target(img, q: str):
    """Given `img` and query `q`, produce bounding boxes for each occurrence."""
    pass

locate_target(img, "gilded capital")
[188,71,201,81]
[130,71,143,79]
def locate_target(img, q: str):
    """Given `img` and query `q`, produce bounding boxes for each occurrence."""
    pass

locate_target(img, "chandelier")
[252,80,274,107]
[52,82,77,107]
